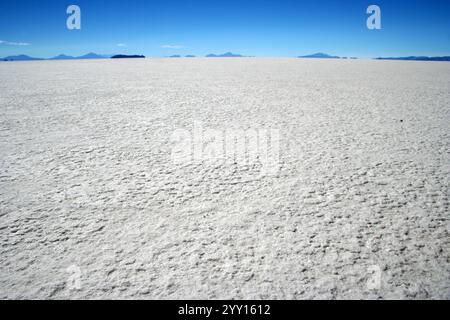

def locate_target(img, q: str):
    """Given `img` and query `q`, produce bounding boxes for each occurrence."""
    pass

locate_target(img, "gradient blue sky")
[1,0,449,58]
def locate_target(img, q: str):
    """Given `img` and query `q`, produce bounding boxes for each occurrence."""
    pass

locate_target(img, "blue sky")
[1,0,449,58]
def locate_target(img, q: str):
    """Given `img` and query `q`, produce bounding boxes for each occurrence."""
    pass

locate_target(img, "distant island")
[298,53,341,59]
[375,56,450,61]
[206,52,244,58]
[111,55,145,59]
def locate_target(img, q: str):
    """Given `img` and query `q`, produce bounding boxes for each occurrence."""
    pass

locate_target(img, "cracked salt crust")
[0,58,449,299]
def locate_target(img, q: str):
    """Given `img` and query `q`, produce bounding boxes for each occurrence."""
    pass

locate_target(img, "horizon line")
[3,52,450,61]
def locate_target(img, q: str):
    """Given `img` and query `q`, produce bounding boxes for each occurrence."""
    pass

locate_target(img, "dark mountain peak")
[2,54,43,61]
[77,52,105,59]
[111,54,145,59]
[206,52,244,58]
[298,53,340,59]
[50,54,76,60]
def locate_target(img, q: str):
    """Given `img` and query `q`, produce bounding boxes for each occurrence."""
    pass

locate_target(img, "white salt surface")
[0,58,449,299]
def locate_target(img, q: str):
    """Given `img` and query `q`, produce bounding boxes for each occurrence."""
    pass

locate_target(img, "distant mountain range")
[375,56,450,61]
[2,54,45,61]
[298,53,341,59]
[2,52,111,61]
[3,52,450,62]
[206,52,244,57]
[78,52,110,59]
[2,52,245,61]
[49,54,76,60]
[299,53,450,61]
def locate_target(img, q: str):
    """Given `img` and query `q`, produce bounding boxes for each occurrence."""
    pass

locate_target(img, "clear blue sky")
[1,0,449,58]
